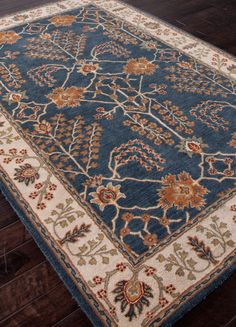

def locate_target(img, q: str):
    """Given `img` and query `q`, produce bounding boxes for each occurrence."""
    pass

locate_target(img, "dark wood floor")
[0,0,236,326]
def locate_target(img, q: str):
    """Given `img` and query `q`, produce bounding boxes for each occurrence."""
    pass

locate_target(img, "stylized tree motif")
[190,100,231,131]
[165,61,235,97]
[152,100,194,134]
[31,114,103,178]
[109,139,165,177]
[103,18,139,45]
[123,113,175,146]
[28,64,66,87]
[24,31,87,61]
[94,41,131,58]
[0,63,25,89]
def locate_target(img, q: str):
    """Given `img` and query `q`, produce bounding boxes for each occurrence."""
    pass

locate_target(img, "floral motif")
[229,133,236,148]
[90,183,126,211]
[93,276,103,285]
[116,262,126,272]
[123,57,156,75]
[159,172,208,210]
[143,234,158,247]
[176,137,208,157]
[47,87,85,108]
[144,267,156,276]
[165,284,176,294]
[34,120,52,135]
[0,31,21,44]
[49,15,76,26]
[78,63,99,75]
[159,297,169,308]
[120,227,131,237]
[97,289,107,299]
[3,91,28,104]
[14,163,39,185]
[122,212,134,222]
[113,277,153,321]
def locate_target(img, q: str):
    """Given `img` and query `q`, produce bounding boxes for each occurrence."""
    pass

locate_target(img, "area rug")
[0,0,235,326]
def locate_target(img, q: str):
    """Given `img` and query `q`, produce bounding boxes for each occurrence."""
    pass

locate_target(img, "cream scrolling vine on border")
[86,214,235,324]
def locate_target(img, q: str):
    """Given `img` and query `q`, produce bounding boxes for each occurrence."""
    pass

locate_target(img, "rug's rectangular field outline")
[0,1,235,326]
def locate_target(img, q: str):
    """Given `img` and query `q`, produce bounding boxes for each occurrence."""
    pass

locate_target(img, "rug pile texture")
[0,1,235,326]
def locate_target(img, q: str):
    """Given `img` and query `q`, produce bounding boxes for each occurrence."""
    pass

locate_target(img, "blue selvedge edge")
[1,176,235,327]
[0,177,104,327]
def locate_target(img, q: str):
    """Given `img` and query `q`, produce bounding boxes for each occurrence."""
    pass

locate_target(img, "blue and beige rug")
[0,0,235,326]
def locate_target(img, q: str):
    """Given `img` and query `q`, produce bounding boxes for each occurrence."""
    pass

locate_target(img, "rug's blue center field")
[1,5,235,258]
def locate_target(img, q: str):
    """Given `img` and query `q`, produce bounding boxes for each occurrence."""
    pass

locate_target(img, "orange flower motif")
[120,227,131,237]
[78,63,99,76]
[229,133,236,148]
[185,140,202,154]
[40,33,51,40]
[121,212,134,222]
[177,61,192,69]
[123,57,156,75]
[49,15,76,26]
[159,171,208,210]
[160,217,170,227]
[47,87,85,108]
[9,93,22,102]
[34,120,52,135]
[90,182,126,211]
[143,234,158,247]
[141,214,151,223]
[0,31,21,45]
[3,91,28,104]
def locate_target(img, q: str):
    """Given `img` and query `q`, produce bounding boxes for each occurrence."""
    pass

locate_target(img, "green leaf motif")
[77,257,86,266]
[196,225,204,233]
[187,271,196,280]
[173,243,182,251]
[211,238,220,246]
[45,217,53,224]
[175,267,184,276]
[102,256,109,264]
[157,254,165,262]
[89,257,97,265]
[226,240,235,247]
[67,215,76,223]
[186,258,197,268]
[59,220,68,228]
[179,251,188,261]
[165,263,173,271]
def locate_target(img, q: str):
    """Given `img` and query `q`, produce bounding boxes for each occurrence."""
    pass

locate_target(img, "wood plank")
[0,239,45,287]
[0,221,31,256]
[0,261,60,320]
[53,308,91,327]
[0,0,59,16]
[0,194,18,229]
[1,284,78,327]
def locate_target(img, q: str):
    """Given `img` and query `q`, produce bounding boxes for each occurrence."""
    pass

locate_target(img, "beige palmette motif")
[0,1,236,326]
